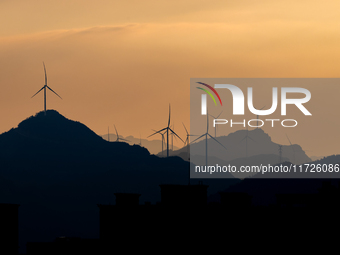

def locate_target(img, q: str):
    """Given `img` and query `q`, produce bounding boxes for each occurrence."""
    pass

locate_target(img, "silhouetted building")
[27,237,101,255]
[0,203,19,255]
[159,183,208,206]
[98,192,159,252]
[114,193,141,206]
[97,185,210,252]
[276,193,316,208]
[219,192,252,208]
[316,180,340,209]
[275,181,340,209]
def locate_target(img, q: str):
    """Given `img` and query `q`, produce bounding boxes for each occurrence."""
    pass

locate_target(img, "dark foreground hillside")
[0,110,238,253]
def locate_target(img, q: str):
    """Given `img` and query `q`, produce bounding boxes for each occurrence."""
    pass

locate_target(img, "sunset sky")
[1,0,340,157]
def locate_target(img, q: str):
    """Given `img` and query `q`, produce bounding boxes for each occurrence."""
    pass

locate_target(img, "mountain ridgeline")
[0,110,197,252]
[101,133,180,155]
[1,110,145,158]
[170,128,312,172]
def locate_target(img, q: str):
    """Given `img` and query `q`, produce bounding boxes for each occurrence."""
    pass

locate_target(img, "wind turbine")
[278,145,283,163]
[108,126,110,142]
[239,126,256,158]
[31,62,62,115]
[171,122,175,152]
[148,104,183,157]
[256,105,266,128]
[182,122,197,160]
[191,112,227,167]
[114,125,130,143]
[170,122,182,154]
[286,134,295,164]
[208,111,223,137]
[152,129,166,157]
[182,123,197,147]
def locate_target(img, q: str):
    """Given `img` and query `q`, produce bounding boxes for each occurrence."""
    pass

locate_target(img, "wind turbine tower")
[240,126,256,158]
[191,112,227,167]
[256,105,266,128]
[152,129,166,156]
[278,145,283,163]
[182,122,197,160]
[171,123,175,152]
[209,111,223,137]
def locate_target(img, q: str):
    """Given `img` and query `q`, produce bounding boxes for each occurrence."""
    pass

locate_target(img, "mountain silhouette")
[171,128,311,176]
[0,110,186,253]
[101,133,180,155]
[0,110,238,253]
[0,110,153,169]
[16,110,103,144]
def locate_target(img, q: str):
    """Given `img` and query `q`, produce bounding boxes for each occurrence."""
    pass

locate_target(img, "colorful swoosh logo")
[196,82,223,106]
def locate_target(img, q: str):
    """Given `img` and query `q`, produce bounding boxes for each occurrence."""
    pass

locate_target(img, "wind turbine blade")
[120,138,130,142]
[43,62,47,85]
[248,136,256,143]
[239,136,246,143]
[31,86,45,98]
[47,86,62,99]
[168,104,171,128]
[208,134,227,150]
[286,134,295,152]
[147,128,167,138]
[114,125,118,137]
[191,134,206,143]
[169,128,184,143]
[286,134,292,145]
[216,110,223,118]
[152,129,166,135]
[182,122,189,135]
[206,110,209,132]
[260,105,266,110]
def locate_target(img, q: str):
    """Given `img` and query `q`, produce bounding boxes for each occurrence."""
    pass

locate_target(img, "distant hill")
[101,134,180,155]
[310,155,325,161]
[170,128,312,164]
